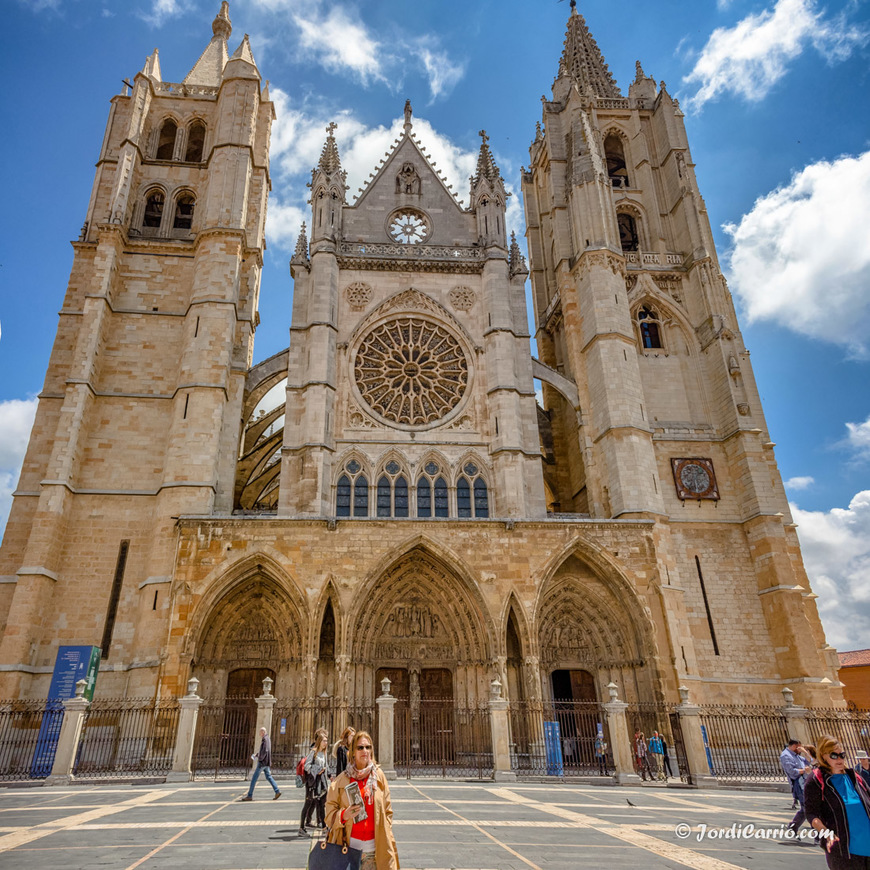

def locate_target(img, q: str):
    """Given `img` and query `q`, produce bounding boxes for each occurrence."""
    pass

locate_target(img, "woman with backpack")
[298,728,329,837]
[805,735,870,868]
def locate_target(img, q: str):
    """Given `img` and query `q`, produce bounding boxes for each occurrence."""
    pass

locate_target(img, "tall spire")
[317,122,343,175]
[558,4,621,98]
[183,2,232,86]
[472,130,503,187]
[509,232,528,278]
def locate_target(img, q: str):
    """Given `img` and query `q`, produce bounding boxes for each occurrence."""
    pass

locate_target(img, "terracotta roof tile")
[839,649,870,667]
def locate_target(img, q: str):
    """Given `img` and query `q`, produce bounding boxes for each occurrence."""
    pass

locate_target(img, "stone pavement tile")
[0,844,154,870]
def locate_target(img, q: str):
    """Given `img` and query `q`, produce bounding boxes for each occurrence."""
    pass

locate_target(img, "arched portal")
[193,571,305,700]
[537,553,660,704]
[351,547,493,705]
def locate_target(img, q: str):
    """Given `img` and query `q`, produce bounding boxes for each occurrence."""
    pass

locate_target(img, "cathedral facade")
[0,3,842,710]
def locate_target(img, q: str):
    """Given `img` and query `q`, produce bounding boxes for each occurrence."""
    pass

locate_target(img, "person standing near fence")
[332,726,355,777]
[240,727,281,801]
[594,732,608,776]
[648,731,665,781]
[299,729,330,836]
[781,738,812,834]
[325,730,399,870]
[805,735,870,869]
[856,751,870,790]
[634,729,652,782]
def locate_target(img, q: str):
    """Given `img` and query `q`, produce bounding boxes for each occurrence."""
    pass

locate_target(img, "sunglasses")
[828,752,847,760]
[357,745,373,751]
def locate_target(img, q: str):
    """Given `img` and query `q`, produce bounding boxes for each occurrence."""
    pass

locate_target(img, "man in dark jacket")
[241,726,281,801]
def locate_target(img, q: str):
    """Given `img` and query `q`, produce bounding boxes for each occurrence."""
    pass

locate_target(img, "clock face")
[680,463,711,494]
[671,458,719,500]
[388,210,429,244]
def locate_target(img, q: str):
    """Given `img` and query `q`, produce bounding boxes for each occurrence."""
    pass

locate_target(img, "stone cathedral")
[0,2,842,710]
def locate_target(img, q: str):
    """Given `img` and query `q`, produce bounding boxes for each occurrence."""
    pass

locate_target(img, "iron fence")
[192,697,257,780]
[271,699,376,774]
[0,700,62,781]
[804,708,870,756]
[509,700,611,778]
[699,705,790,782]
[626,702,690,783]
[73,698,180,779]
[395,700,492,779]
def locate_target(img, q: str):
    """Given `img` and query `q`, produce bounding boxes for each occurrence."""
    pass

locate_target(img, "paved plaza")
[0,778,831,870]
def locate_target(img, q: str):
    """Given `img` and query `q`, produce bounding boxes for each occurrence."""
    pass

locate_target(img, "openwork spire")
[559,5,621,98]
[472,130,503,187]
[317,122,343,175]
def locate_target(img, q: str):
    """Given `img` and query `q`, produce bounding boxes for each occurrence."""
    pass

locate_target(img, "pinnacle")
[509,231,528,277]
[558,4,622,98]
[292,222,309,263]
[317,122,343,175]
[213,1,232,40]
[472,130,503,188]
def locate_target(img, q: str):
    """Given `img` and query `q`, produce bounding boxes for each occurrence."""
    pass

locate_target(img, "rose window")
[354,317,468,426]
[388,210,429,244]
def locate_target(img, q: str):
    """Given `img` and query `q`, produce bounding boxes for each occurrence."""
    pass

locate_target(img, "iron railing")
[509,700,611,778]
[191,697,257,780]
[271,699,376,774]
[804,708,870,755]
[395,700,492,779]
[73,698,180,779]
[699,705,790,782]
[0,700,62,781]
[626,702,690,783]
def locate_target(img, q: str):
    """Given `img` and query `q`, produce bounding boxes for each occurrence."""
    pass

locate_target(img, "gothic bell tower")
[0,3,273,696]
[522,3,840,696]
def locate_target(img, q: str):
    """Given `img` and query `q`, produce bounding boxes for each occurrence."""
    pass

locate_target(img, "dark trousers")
[301,793,326,828]
[827,853,870,870]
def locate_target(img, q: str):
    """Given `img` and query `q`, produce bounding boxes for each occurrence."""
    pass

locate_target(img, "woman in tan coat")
[324,730,399,870]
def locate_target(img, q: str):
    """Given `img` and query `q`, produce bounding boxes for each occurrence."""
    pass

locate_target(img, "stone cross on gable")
[326,121,337,137]
[479,130,489,144]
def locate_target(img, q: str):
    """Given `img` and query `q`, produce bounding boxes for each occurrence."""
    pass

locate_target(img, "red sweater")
[342,774,375,842]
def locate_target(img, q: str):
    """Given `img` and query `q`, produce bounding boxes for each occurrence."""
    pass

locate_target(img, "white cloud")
[682,0,868,110]
[20,0,61,11]
[293,7,387,86]
[793,492,870,652]
[0,398,38,534]
[417,44,466,101]
[724,150,870,357]
[785,476,815,491]
[139,0,186,27]
[846,416,870,460]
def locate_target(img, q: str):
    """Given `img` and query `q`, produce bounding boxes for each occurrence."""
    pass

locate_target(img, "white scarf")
[346,761,376,801]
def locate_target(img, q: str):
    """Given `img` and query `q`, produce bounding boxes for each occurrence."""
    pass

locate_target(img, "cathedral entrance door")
[220,668,274,769]
[550,669,601,774]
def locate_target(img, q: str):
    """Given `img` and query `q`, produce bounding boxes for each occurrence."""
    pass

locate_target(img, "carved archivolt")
[352,550,491,666]
[196,575,304,668]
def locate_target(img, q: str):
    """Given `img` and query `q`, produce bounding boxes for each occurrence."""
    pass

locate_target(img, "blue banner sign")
[544,720,564,776]
[30,646,101,777]
[700,723,714,775]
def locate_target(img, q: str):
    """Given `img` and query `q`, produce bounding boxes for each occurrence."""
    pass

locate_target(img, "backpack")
[295,755,306,788]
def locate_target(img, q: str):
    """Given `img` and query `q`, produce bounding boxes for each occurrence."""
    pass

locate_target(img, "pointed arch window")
[377,476,391,517]
[142,191,164,229]
[336,459,368,517]
[173,194,195,230]
[185,121,206,162]
[375,460,409,517]
[434,477,449,518]
[638,305,663,349]
[457,461,489,518]
[417,460,449,518]
[617,212,639,252]
[417,477,432,517]
[605,134,630,188]
[156,119,178,160]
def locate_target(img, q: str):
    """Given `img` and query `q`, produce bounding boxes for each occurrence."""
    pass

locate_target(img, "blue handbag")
[306,825,362,870]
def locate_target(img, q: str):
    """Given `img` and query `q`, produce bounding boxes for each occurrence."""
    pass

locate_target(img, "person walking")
[805,735,870,869]
[325,730,399,870]
[648,731,665,781]
[781,738,812,833]
[240,727,281,801]
[856,751,870,790]
[298,729,329,836]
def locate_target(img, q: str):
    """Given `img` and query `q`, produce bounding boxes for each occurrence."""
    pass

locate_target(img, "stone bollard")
[488,679,517,782]
[376,677,397,780]
[167,676,204,782]
[252,677,277,775]
[602,682,641,784]
[675,685,718,788]
[781,687,812,747]
[46,679,90,786]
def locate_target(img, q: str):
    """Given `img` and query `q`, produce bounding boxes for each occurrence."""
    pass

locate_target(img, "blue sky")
[1,0,869,650]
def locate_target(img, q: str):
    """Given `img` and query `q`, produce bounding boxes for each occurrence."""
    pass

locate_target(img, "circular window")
[388,209,430,245]
[353,316,469,427]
